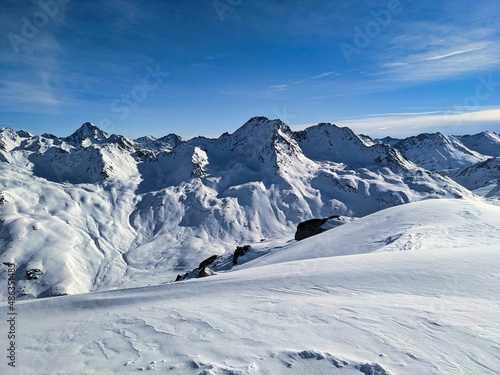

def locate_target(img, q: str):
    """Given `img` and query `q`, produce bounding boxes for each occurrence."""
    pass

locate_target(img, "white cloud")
[336,108,500,137]
[270,71,339,92]
[0,82,59,105]
[288,108,500,138]
[373,23,500,83]
[423,46,486,62]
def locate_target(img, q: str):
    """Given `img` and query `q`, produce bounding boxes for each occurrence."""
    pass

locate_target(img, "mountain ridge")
[0,117,497,299]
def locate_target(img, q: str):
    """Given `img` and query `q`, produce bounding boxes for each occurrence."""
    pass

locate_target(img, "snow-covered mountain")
[134,133,185,153]
[457,131,500,157]
[0,117,490,300]
[453,157,500,196]
[64,121,110,146]
[378,131,499,197]
[1,198,499,374]
[391,132,488,172]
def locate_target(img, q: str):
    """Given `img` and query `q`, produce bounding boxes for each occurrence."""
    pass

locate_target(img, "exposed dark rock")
[175,255,219,282]
[191,164,206,178]
[47,293,68,298]
[25,268,43,280]
[295,216,340,241]
[233,245,251,265]
[199,255,219,269]
[357,363,390,375]
[134,149,157,162]
[197,267,213,278]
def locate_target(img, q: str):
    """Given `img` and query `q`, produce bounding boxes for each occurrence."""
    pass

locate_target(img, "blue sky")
[1,0,499,139]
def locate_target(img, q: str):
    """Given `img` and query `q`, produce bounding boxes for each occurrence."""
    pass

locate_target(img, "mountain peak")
[245,116,271,124]
[65,122,109,145]
[157,133,185,147]
[242,116,288,128]
[235,117,290,137]
[16,130,33,138]
[79,122,107,135]
[393,132,487,171]
[458,131,500,157]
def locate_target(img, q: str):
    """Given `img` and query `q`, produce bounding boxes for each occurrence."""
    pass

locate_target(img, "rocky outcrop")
[199,255,218,269]
[295,216,337,241]
[0,192,7,205]
[25,268,43,280]
[175,245,254,282]
[295,216,355,241]
[233,245,250,265]
[175,255,219,281]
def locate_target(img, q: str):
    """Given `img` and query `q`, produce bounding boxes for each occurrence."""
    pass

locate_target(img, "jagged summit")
[238,116,290,135]
[376,136,400,146]
[294,122,413,170]
[0,127,18,138]
[233,117,294,145]
[157,133,185,147]
[458,131,500,157]
[133,133,185,153]
[16,130,33,138]
[393,132,488,171]
[65,122,109,146]
[0,127,21,152]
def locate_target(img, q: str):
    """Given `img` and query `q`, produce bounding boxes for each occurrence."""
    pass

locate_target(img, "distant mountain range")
[0,117,498,299]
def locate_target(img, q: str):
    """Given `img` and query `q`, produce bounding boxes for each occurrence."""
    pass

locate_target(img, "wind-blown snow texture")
[0,118,498,299]
[1,198,499,374]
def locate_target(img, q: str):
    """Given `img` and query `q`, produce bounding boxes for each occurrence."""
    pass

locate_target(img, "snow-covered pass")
[4,262,17,368]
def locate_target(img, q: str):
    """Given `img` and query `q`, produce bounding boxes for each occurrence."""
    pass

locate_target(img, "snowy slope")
[457,131,500,157]
[0,128,22,152]
[240,198,500,268]
[452,157,500,198]
[376,136,400,147]
[0,119,477,299]
[392,133,488,172]
[134,133,185,153]
[295,123,413,169]
[1,198,499,374]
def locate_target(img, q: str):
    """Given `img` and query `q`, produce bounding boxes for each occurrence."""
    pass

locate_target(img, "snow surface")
[1,198,499,374]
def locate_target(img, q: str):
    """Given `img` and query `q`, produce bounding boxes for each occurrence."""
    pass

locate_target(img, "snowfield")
[1,198,499,374]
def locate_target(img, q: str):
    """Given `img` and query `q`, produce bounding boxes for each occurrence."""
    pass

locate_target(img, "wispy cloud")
[0,82,60,107]
[310,72,337,80]
[336,108,500,137]
[269,71,340,92]
[373,23,500,83]
[423,46,486,62]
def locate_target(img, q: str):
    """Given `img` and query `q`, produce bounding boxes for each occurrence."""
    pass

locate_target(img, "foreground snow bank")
[240,198,500,268]
[0,198,499,374]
